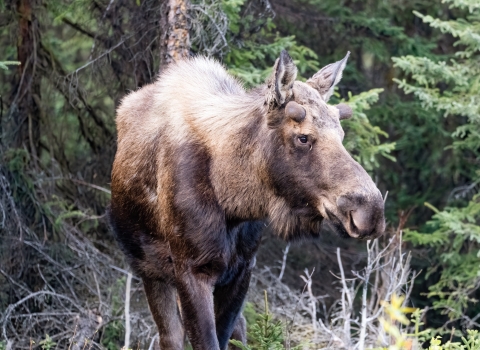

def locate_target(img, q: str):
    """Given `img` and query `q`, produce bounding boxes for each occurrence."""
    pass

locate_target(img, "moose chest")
[212,220,264,287]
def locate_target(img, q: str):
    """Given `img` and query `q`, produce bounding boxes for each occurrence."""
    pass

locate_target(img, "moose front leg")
[143,277,185,349]
[175,267,220,350]
[230,314,247,348]
[214,268,253,350]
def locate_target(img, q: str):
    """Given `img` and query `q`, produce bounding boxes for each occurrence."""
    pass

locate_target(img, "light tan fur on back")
[117,57,253,148]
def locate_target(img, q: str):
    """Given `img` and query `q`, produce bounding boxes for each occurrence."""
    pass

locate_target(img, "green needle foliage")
[39,334,57,350]
[230,292,305,350]
[394,0,480,324]
[427,330,480,350]
[0,61,19,70]
[405,196,480,320]
[340,89,396,172]
[221,0,320,86]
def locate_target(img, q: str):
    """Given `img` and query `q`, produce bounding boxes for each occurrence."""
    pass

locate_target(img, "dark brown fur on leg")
[143,278,185,350]
[175,265,220,350]
[214,268,252,350]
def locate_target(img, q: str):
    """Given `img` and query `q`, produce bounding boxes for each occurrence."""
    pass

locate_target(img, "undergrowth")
[236,292,480,350]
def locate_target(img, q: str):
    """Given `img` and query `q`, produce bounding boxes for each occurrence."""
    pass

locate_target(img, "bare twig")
[124,272,133,349]
[278,243,290,281]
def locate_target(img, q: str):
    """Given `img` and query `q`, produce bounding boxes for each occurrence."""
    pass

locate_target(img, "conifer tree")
[394,0,480,326]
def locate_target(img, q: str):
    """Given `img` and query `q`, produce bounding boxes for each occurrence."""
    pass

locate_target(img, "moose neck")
[203,86,277,222]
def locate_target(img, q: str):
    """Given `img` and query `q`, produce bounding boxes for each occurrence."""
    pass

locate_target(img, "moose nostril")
[350,209,370,232]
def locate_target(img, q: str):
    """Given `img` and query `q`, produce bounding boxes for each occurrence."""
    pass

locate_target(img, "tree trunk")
[9,0,41,155]
[160,0,191,68]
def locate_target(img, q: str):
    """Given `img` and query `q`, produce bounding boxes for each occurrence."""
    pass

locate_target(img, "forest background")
[0,0,479,349]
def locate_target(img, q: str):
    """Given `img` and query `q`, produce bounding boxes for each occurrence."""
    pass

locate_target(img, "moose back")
[109,50,385,350]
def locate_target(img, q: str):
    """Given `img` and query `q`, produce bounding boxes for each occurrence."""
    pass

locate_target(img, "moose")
[109,50,385,350]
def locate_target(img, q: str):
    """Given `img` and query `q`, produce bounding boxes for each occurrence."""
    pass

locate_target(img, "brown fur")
[109,51,385,350]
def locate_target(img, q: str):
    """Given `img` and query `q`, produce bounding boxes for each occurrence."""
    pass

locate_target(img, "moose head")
[264,50,385,240]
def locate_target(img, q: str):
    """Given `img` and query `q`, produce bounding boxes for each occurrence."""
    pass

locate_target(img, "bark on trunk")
[10,0,41,154]
[160,0,191,68]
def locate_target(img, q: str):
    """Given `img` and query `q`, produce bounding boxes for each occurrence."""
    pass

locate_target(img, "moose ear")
[336,103,353,120]
[307,52,350,102]
[266,50,297,108]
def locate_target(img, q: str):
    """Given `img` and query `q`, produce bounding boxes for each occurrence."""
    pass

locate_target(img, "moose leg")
[143,277,185,349]
[230,314,247,348]
[175,268,220,350]
[214,268,252,350]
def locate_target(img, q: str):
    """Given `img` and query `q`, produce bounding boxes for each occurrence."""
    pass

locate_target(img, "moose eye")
[298,135,308,144]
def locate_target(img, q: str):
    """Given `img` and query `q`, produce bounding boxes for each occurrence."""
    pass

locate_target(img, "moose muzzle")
[335,193,385,239]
